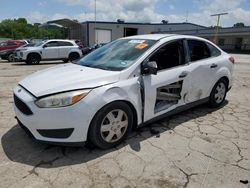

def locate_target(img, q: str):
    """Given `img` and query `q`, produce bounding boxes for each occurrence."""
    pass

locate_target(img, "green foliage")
[233,22,245,28]
[0,18,68,39]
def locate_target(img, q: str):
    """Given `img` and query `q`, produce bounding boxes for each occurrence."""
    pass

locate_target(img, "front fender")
[87,77,142,127]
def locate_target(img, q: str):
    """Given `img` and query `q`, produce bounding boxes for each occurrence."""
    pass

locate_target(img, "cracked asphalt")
[0,55,250,188]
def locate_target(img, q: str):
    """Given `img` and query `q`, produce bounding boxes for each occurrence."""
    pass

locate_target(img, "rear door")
[42,41,59,59]
[58,41,74,58]
[142,39,191,121]
[184,39,221,103]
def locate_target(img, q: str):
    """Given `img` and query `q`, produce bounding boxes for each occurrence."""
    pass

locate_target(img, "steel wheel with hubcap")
[214,82,226,104]
[88,102,133,149]
[101,109,128,143]
[209,78,227,108]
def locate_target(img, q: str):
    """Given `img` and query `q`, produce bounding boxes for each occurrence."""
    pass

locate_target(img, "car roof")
[46,39,74,42]
[124,34,176,40]
[124,34,210,42]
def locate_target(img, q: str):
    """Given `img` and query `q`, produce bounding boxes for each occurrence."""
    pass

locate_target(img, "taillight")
[229,56,235,64]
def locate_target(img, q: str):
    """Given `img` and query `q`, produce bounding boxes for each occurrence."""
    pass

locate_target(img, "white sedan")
[13,34,234,149]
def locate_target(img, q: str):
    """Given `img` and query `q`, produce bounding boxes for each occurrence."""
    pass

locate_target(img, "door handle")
[179,71,188,78]
[210,63,218,68]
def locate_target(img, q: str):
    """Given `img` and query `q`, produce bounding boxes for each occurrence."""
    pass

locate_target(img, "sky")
[0,0,250,27]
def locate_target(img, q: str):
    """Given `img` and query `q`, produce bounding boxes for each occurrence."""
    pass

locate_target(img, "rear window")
[45,41,58,47]
[58,41,73,46]
[187,40,211,62]
[206,42,221,57]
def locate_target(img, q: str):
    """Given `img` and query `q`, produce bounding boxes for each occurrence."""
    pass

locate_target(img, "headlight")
[35,90,91,108]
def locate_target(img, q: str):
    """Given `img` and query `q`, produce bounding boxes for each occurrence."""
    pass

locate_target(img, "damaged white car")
[13,34,234,149]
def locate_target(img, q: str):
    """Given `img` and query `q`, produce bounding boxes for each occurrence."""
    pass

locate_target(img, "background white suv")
[15,39,82,64]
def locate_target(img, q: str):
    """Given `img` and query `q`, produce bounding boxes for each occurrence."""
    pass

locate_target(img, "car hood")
[19,63,121,97]
[23,47,41,51]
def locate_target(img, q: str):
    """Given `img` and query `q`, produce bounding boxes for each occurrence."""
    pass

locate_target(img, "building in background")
[48,19,250,51]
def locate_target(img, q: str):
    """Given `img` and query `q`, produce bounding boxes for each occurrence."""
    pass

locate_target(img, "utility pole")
[94,0,97,44]
[185,10,189,23]
[211,12,228,44]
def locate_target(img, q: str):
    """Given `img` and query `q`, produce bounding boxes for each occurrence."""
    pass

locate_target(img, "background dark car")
[81,43,107,56]
[0,43,34,62]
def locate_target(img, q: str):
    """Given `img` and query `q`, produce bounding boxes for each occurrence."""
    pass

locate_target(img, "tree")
[233,22,245,28]
[0,18,68,39]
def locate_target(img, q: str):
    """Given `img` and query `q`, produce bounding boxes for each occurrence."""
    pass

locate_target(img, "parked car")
[15,39,83,64]
[0,40,26,52]
[0,43,35,62]
[13,34,234,149]
[81,43,108,56]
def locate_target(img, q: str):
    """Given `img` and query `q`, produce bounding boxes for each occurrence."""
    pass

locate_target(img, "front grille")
[14,94,33,115]
[37,128,74,139]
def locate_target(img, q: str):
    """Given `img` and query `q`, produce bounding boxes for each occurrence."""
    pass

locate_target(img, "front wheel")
[209,78,228,108]
[88,102,133,149]
[8,54,15,62]
[26,54,40,65]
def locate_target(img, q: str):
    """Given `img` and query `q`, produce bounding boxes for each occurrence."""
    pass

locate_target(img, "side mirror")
[42,45,47,48]
[142,61,157,75]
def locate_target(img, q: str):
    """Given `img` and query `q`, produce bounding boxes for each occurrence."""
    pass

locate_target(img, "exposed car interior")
[148,40,185,113]
[154,81,183,113]
[188,40,211,61]
[149,40,185,70]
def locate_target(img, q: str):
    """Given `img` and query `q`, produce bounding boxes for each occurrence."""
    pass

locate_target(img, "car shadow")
[1,101,228,168]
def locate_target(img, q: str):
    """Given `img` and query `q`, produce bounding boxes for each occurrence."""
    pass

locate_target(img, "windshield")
[22,43,35,47]
[34,41,46,47]
[76,39,156,71]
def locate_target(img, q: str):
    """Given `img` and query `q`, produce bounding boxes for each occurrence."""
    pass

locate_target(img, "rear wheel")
[69,53,80,62]
[209,78,228,108]
[88,102,133,149]
[26,54,40,65]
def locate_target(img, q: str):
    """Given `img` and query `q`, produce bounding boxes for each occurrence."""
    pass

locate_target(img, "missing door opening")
[154,81,183,113]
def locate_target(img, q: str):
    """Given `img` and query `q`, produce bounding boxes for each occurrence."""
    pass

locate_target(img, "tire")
[8,54,15,62]
[88,101,133,149]
[63,59,69,63]
[26,54,40,65]
[209,78,228,108]
[69,53,80,62]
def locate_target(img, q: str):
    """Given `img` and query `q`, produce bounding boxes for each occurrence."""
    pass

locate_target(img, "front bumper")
[16,117,85,146]
[14,51,25,61]
[13,85,95,145]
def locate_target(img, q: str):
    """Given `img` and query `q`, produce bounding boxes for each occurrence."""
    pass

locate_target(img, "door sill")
[138,97,209,127]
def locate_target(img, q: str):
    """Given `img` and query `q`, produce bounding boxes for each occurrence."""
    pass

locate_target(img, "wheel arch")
[86,99,138,140]
[27,52,41,60]
[68,51,81,58]
[207,66,231,96]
